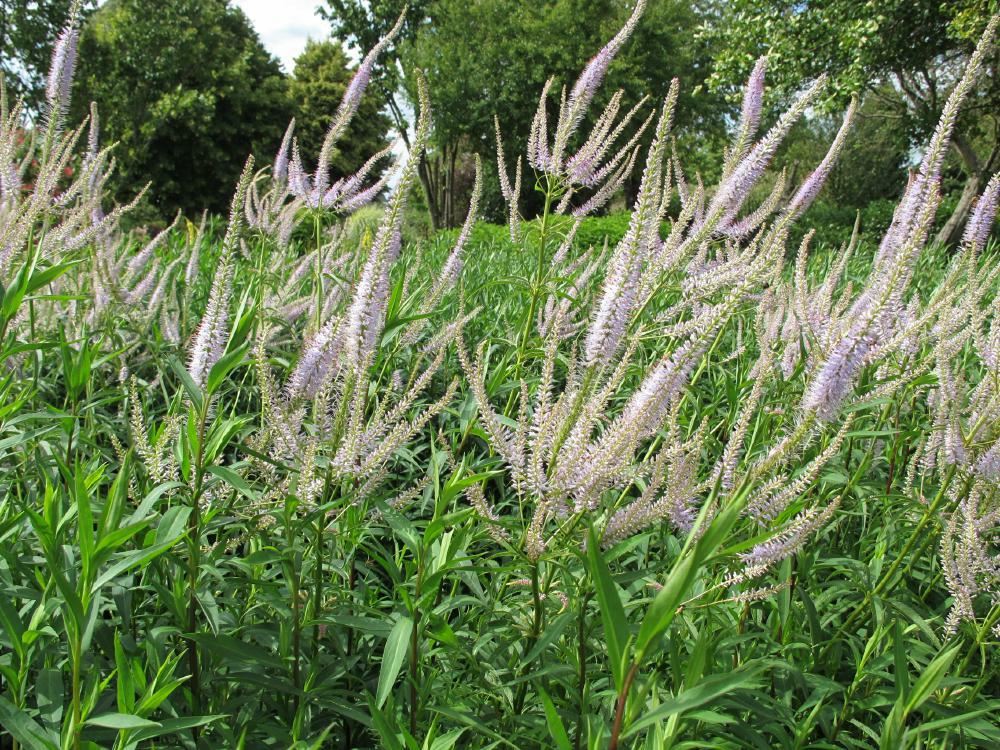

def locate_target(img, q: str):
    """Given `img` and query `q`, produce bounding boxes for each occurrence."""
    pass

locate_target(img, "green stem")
[289,505,302,715]
[410,557,423,736]
[186,399,211,725]
[574,591,591,750]
[512,560,544,715]
[312,511,325,655]
[70,635,81,750]
[314,210,324,332]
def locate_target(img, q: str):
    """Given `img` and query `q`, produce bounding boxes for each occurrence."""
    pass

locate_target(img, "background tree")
[703,0,999,245]
[71,0,290,218]
[0,0,95,114]
[289,38,392,180]
[324,0,723,228]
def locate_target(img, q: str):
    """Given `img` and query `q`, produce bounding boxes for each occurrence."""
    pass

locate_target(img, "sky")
[232,0,326,72]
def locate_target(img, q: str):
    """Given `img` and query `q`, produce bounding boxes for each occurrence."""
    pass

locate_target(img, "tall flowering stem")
[187,157,254,388]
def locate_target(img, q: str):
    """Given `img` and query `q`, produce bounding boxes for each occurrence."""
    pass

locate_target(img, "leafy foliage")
[0,0,95,113]
[2,5,1000,750]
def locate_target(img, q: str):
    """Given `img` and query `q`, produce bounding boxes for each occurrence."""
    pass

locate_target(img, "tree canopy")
[704,0,999,243]
[71,0,290,217]
[324,0,724,226]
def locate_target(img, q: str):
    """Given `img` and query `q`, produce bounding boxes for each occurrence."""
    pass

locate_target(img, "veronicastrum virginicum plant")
[6,0,1000,747]
[464,6,1000,747]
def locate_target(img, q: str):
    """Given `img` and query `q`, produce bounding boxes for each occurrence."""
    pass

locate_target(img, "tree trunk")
[420,154,442,231]
[936,173,981,247]
[934,132,996,247]
[447,144,457,227]
[385,92,441,230]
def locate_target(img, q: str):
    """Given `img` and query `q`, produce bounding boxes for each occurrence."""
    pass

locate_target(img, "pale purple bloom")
[740,502,838,569]
[786,97,857,218]
[288,317,345,399]
[738,58,767,144]
[292,145,394,212]
[0,162,19,205]
[962,173,999,252]
[188,158,254,387]
[620,336,702,434]
[566,0,646,131]
[803,329,876,420]
[125,265,158,305]
[273,119,295,186]
[339,11,405,124]
[46,23,79,114]
[708,76,825,228]
[440,155,482,284]
[976,442,1000,480]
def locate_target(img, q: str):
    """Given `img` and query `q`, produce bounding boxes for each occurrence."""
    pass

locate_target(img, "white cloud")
[232,0,326,72]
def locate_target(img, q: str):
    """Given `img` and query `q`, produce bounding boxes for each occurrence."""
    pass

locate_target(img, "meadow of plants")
[2,1,1000,748]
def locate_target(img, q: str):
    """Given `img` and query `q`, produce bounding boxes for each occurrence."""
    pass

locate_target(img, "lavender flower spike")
[440,154,482,284]
[566,0,647,129]
[46,1,82,117]
[342,71,432,373]
[723,56,767,176]
[273,119,295,187]
[188,157,254,387]
[738,57,767,144]
[326,8,406,150]
[786,96,857,218]
[961,172,1000,254]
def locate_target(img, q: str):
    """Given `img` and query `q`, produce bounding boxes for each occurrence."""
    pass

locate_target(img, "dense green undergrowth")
[3,5,1000,750]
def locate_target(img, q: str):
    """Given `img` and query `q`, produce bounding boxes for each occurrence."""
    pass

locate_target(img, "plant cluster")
[1,4,1000,749]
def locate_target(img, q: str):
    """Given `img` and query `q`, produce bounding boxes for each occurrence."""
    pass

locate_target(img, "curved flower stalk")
[537,239,603,342]
[249,73,460,516]
[463,236,769,560]
[187,157,255,387]
[921,319,1000,635]
[287,11,405,213]
[721,57,767,178]
[463,49,865,562]
[584,82,678,367]
[399,154,483,347]
[498,0,650,226]
[530,0,648,184]
[44,0,82,126]
[939,484,1000,637]
[246,168,301,249]
[802,18,998,422]
[0,19,147,342]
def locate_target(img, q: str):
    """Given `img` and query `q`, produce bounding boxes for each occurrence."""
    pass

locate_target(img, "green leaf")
[623,663,768,738]
[35,669,62,725]
[368,698,403,750]
[538,686,572,750]
[130,715,229,743]
[85,713,161,730]
[167,357,204,411]
[0,696,58,750]
[205,343,248,394]
[206,465,257,501]
[377,616,413,709]
[904,644,960,715]
[0,596,26,661]
[587,528,629,692]
[91,536,180,593]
